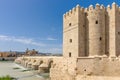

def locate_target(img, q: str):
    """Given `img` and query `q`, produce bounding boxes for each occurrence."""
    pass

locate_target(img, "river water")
[0,61,47,80]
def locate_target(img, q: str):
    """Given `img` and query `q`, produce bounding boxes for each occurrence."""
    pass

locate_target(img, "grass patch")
[13,67,20,70]
[21,69,30,72]
[0,75,16,80]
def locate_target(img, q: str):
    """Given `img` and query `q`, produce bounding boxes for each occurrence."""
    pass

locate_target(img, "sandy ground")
[0,61,46,80]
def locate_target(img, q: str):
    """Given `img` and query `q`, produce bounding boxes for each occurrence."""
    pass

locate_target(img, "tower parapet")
[88,4,106,11]
[85,8,88,12]
[107,5,111,12]
[95,3,100,9]
[111,2,119,11]
[63,5,81,30]
[100,4,105,9]
[63,5,85,19]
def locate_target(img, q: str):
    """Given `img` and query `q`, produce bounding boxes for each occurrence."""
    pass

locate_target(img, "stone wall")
[50,57,77,80]
[76,56,120,77]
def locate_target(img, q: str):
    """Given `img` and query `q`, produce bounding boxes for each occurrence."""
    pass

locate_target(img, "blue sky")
[0,0,119,53]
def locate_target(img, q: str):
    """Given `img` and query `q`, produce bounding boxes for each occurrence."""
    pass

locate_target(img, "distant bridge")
[0,57,17,61]
[15,56,62,73]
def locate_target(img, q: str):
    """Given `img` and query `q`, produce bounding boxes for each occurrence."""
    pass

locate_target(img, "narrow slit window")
[118,32,120,35]
[84,69,86,71]
[69,23,72,26]
[70,39,72,43]
[99,37,102,41]
[96,20,98,24]
[83,25,85,27]
[69,52,71,57]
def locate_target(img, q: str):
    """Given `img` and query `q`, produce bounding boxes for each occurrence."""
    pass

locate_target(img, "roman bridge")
[15,56,62,73]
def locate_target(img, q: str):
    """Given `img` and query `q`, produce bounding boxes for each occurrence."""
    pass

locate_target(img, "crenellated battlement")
[88,4,106,13]
[107,2,120,11]
[63,6,77,18]
[84,8,88,12]
[100,4,105,9]
[88,5,94,11]
[107,5,111,11]
[63,4,85,19]
[95,3,100,10]
[64,2,120,19]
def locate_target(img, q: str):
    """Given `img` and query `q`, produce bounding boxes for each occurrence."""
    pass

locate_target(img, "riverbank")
[0,61,48,80]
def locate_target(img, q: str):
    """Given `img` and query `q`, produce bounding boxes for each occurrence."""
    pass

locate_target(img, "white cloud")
[0,35,62,53]
[0,35,12,41]
[47,37,57,40]
[0,35,46,47]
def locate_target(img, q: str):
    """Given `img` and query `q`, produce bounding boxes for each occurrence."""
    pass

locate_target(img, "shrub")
[0,75,15,80]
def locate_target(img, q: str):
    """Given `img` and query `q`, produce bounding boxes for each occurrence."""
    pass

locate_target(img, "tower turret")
[87,4,106,56]
[107,2,120,57]
[63,5,86,58]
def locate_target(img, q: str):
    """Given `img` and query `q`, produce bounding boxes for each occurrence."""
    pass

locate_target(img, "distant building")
[0,51,17,61]
[0,52,16,57]
[25,49,38,56]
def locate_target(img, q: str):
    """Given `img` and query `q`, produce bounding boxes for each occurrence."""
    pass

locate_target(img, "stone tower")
[63,5,86,58]
[107,3,120,57]
[63,2,120,58]
[87,4,106,56]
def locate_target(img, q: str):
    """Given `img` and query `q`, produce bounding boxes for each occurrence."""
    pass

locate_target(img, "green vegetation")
[0,75,16,80]
[21,69,30,72]
[13,67,20,70]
